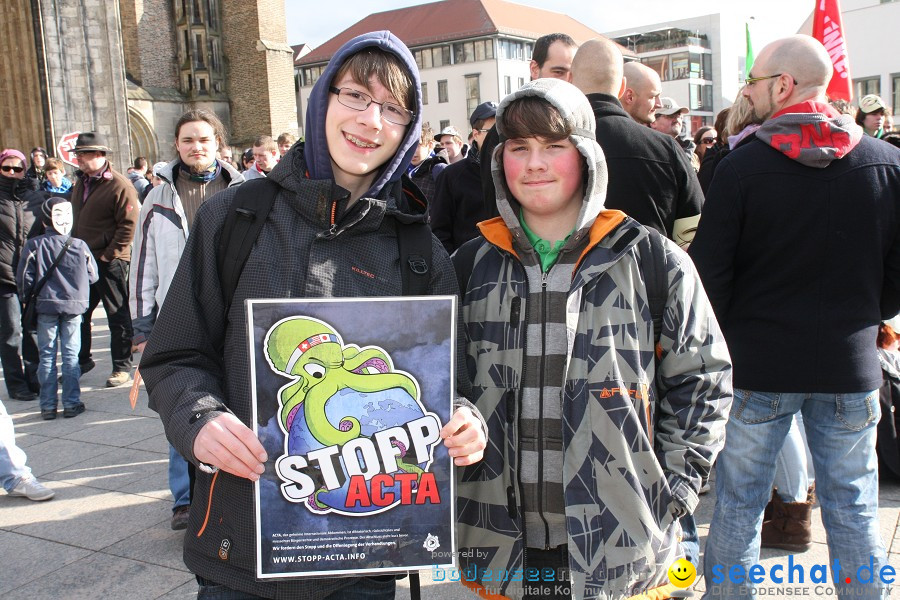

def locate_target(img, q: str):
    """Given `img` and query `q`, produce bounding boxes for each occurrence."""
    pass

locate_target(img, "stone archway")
[128,106,158,164]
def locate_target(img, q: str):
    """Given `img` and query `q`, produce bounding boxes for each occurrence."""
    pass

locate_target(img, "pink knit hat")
[0,149,27,166]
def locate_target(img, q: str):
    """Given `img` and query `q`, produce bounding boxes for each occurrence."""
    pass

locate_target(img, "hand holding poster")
[247,297,456,578]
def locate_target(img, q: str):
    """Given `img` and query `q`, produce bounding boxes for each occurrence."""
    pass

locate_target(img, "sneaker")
[41,409,58,420]
[63,403,86,418]
[171,505,190,530]
[79,359,95,378]
[8,477,55,501]
[10,390,38,401]
[106,371,131,387]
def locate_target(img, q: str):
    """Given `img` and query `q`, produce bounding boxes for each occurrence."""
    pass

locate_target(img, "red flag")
[813,0,852,102]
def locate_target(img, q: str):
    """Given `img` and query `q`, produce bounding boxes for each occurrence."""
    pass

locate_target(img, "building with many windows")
[606,13,752,134]
[294,0,616,139]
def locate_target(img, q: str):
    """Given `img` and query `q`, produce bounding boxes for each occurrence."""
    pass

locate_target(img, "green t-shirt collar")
[519,212,574,273]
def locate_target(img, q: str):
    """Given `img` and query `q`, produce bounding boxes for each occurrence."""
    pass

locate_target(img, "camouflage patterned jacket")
[454,79,732,600]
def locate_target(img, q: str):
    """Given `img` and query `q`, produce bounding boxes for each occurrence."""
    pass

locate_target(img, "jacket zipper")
[196,470,219,537]
[537,270,551,549]
[511,259,530,588]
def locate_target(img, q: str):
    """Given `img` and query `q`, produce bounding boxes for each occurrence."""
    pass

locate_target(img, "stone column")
[36,0,133,169]
[221,0,298,148]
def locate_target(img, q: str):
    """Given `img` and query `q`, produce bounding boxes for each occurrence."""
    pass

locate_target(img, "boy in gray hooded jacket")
[453,78,731,599]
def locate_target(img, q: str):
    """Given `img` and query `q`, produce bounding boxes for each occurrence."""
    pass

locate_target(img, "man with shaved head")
[572,38,703,247]
[620,61,662,125]
[690,35,900,599]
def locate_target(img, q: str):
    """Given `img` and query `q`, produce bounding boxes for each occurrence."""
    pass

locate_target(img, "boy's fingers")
[194,414,267,480]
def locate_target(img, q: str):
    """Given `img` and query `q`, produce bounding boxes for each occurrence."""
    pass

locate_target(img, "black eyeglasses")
[1,165,24,174]
[701,137,716,145]
[745,73,798,87]
[329,86,414,126]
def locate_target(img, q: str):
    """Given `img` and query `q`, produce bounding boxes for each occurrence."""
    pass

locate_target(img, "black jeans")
[0,292,39,395]
[80,258,132,372]
[523,545,571,600]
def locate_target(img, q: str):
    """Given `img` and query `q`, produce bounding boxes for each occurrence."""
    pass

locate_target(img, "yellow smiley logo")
[667,558,697,588]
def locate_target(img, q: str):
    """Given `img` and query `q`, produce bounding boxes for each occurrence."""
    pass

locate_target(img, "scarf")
[179,160,220,183]
[755,101,863,168]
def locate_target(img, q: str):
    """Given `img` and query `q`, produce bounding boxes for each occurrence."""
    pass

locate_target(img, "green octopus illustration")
[264,316,420,447]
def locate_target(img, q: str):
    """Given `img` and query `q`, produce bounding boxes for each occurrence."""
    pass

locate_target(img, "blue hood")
[304,30,422,200]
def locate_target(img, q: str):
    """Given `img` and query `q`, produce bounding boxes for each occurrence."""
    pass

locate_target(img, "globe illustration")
[286,386,430,514]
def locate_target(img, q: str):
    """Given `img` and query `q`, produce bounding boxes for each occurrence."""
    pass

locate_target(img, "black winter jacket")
[690,134,900,393]
[429,145,485,254]
[0,176,45,292]
[587,94,704,243]
[698,142,728,195]
[139,147,476,598]
[408,153,446,202]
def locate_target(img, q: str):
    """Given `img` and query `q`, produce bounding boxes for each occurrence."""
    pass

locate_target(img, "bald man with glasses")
[691,35,900,600]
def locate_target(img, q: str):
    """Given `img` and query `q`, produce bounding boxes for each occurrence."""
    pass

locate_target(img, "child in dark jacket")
[16,197,98,420]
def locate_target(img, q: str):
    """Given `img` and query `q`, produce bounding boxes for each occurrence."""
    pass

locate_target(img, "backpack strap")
[638,227,668,353]
[451,236,482,298]
[395,175,433,296]
[396,219,432,296]
[217,178,278,311]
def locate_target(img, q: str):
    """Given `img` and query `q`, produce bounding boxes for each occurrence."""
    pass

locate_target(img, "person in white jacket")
[129,109,243,530]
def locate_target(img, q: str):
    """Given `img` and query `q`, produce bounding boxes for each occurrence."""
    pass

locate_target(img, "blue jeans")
[0,398,32,491]
[703,389,887,600]
[37,313,82,411]
[679,513,699,566]
[196,576,396,599]
[169,443,191,510]
[772,413,813,502]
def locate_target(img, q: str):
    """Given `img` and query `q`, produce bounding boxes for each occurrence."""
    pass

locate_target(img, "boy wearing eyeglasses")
[0,149,45,402]
[139,31,486,599]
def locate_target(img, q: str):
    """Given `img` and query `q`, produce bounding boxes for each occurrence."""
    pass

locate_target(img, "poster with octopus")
[247,296,457,578]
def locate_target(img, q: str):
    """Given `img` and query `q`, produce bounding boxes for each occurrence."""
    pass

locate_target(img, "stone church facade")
[0,0,297,168]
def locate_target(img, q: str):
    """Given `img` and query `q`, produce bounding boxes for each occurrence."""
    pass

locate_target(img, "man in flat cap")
[69,132,139,388]
[430,101,497,253]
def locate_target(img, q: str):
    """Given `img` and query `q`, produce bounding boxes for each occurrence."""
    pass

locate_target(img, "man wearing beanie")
[453,78,731,599]
[17,198,97,420]
[130,109,243,531]
[69,132,139,388]
[0,149,45,401]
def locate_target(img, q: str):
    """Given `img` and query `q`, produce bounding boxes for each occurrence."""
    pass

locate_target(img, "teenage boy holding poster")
[139,31,485,599]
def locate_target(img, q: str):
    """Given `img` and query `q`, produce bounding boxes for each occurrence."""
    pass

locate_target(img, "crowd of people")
[1,24,898,600]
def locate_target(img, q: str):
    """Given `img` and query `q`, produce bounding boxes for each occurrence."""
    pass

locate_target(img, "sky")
[285,0,815,50]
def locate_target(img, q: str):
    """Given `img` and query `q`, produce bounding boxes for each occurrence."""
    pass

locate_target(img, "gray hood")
[491,78,608,241]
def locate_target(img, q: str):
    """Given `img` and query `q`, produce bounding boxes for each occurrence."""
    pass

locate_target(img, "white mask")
[51,202,73,235]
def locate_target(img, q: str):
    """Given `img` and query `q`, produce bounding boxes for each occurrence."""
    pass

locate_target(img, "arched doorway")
[128,106,158,164]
